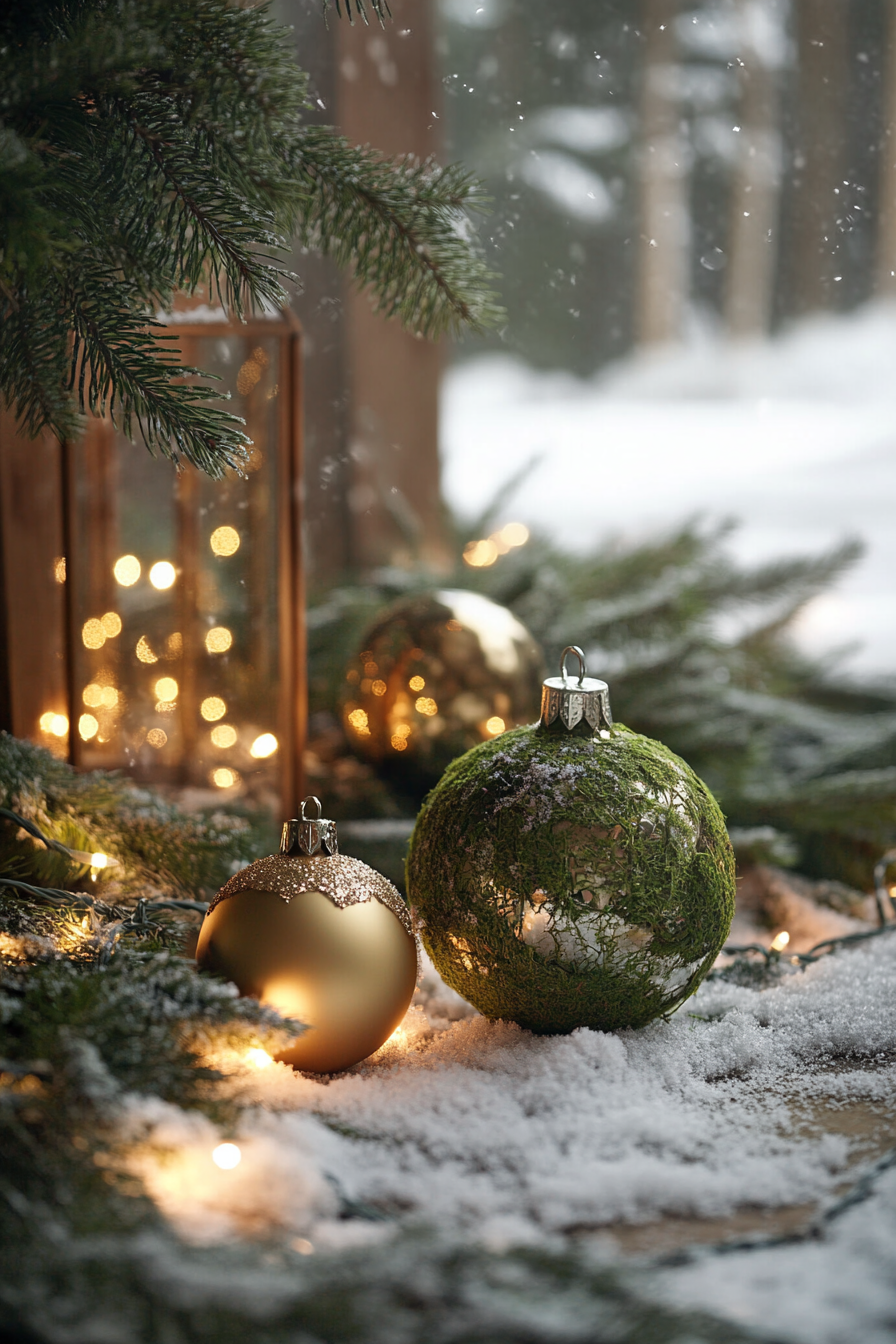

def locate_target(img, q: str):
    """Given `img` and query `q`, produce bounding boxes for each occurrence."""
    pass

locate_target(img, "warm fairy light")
[39,712,55,732]
[40,712,69,738]
[409,675,425,692]
[146,728,167,748]
[90,853,108,870]
[391,734,409,751]
[113,554,141,586]
[250,733,278,759]
[363,660,378,676]
[371,679,387,697]
[415,696,438,717]
[485,716,506,735]
[245,1048,273,1069]
[136,635,158,664]
[166,632,183,656]
[201,696,227,722]
[78,714,99,741]
[53,556,66,583]
[210,526,240,557]
[463,538,499,568]
[348,708,369,731]
[210,724,237,748]
[393,722,412,738]
[85,683,119,710]
[149,561,176,590]
[211,1142,241,1170]
[211,767,239,789]
[154,676,178,703]
[499,522,529,548]
[771,930,790,952]
[205,626,233,654]
[82,618,106,649]
[101,612,122,638]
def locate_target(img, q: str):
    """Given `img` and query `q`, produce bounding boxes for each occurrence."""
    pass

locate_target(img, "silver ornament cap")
[280,796,339,857]
[539,646,613,735]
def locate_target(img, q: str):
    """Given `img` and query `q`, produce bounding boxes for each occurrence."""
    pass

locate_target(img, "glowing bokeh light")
[211,767,239,789]
[82,618,106,650]
[83,683,103,708]
[146,728,167,748]
[409,675,425,692]
[212,1142,242,1170]
[205,626,233,654]
[210,526,240,558]
[371,679,387,697]
[770,930,790,952]
[101,612,122,638]
[250,733,278,759]
[136,635,158,664]
[485,716,506,736]
[245,1048,273,1069]
[415,696,438,717]
[113,555,141,586]
[78,714,99,741]
[210,724,237,748]
[499,522,530,548]
[201,696,227,722]
[462,539,499,568]
[48,714,69,737]
[53,556,66,583]
[154,677,178,703]
[347,708,369,731]
[149,561,176,590]
[391,735,408,751]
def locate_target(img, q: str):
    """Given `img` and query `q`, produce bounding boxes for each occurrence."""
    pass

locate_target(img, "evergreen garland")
[0,0,501,475]
[308,515,896,889]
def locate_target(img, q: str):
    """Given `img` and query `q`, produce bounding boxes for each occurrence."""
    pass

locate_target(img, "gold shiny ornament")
[196,798,418,1073]
[342,590,544,793]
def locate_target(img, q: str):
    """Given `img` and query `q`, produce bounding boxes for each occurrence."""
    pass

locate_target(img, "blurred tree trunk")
[336,0,451,575]
[876,0,896,296]
[725,0,783,337]
[637,0,690,345]
[789,0,848,316]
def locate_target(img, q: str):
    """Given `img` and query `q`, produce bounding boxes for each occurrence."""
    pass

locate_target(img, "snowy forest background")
[426,0,896,672]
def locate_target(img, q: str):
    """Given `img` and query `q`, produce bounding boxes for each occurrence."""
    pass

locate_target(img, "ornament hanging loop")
[280,797,339,857]
[540,644,613,736]
[560,645,587,686]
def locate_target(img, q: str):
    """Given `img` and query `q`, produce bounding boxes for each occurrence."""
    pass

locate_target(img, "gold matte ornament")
[196,799,418,1073]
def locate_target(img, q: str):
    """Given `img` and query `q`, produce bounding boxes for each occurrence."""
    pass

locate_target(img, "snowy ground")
[129,927,896,1344]
[441,303,896,675]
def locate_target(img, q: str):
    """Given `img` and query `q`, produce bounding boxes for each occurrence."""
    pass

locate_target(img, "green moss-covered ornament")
[406,647,735,1033]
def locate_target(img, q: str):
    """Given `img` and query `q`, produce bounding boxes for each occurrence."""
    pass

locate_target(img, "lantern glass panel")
[68,322,294,809]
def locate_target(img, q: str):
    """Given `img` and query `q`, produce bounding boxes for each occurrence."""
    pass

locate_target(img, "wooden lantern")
[0,306,306,815]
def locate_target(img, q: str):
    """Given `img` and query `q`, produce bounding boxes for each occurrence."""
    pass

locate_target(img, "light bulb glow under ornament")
[406,647,736,1034]
[196,798,418,1072]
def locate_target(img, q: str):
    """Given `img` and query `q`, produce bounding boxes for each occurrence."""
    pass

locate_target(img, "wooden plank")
[0,406,68,748]
[336,0,450,574]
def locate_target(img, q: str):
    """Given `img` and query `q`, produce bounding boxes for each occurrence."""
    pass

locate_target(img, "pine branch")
[286,130,504,338]
[67,267,250,474]
[0,0,502,471]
